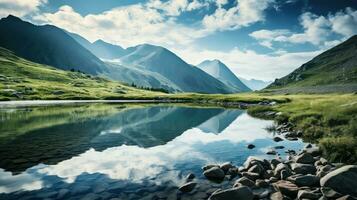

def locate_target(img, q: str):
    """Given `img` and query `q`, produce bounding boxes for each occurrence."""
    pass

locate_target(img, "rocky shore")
[177,121,357,200]
[179,145,357,200]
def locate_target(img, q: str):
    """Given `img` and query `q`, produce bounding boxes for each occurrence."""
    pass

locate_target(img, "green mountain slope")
[267,35,357,93]
[0,15,106,75]
[0,48,163,100]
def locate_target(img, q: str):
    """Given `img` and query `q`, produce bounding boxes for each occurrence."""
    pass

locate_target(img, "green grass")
[0,48,166,101]
[247,94,357,163]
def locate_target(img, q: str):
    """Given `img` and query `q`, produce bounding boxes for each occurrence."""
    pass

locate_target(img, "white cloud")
[173,46,321,81]
[0,0,47,18]
[147,0,208,16]
[202,0,274,31]
[250,8,357,48]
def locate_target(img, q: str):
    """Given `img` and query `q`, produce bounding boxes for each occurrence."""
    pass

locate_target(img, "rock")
[226,167,239,178]
[274,163,291,177]
[248,163,265,175]
[179,182,197,193]
[273,137,284,142]
[203,164,219,171]
[337,195,357,200]
[305,147,321,157]
[275,146,285,149]
[321,187,344,199]
[204,167,225,180]
[295,153,315,164]
[220,162,233,173]
[208,186,254,200]
[320,157,328,165]
[269,177,279,183]
[242,172,260,181]
[256,179,269,188]
[273,180,299,198]
[320,165,357,197]
[270,192,291,200]
[297,190,322,199]
[293,175,320,187]
[247,144,256,149]
[281,169,293,180]
[304,143,312,149]
[186,173,195,181]
[267,149,277,155]
[236,177,255,187]
[244,157,270,170]
[271,158,282,169]
[263,170,274,179]
[291,163,316,175]
[253,188,271,199]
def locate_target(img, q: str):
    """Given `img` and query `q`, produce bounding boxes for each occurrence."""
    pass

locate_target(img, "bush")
[319,136,357,164]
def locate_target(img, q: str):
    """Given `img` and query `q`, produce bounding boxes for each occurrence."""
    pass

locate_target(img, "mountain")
[197,59,251,92]
[0,15,106,75]
[70,32,126,60]
[120,44,234,93]
[239,77,272,91]
[0,47,161,100]
[267,35,357,93]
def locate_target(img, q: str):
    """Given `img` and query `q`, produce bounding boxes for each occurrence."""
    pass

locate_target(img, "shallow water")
[0,104,306,200]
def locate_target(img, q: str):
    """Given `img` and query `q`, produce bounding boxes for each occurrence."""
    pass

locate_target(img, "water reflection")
[0,104,305,199]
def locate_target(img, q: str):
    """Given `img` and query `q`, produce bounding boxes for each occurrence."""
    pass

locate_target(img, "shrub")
[319,136,357,164]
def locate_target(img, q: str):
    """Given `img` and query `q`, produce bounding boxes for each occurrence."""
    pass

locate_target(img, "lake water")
[0,104,306,200]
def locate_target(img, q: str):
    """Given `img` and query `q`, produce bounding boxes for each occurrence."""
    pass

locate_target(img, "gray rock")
[271,158,282,169]
[256,179,269,188]
[236,177,255,187]
[293,175,320,187]
[320,165,357,197]
[242,172,260,181]
[267,149,277,155]
[281,169,293,180]
[337,195,357,200]
[291,163,316,175]
[248,163,265,175]
[273,180,299,197]
[208,186,254,200]
[204,166,225,180]
[295,153,315,164]
[253,188,271,199]
[273,137,284,142]
[304,144,312,149]
[274,163,291,177]
[321,187,344,199]
[186,173,195,181]
[179,182,197,193]
[270,191,291,200]
[203,164,219,171]
[220,162,233,172]
[305,147,321,157]
[297,190,322,199]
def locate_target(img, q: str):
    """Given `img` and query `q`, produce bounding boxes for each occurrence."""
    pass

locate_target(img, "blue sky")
[0,0,356,80]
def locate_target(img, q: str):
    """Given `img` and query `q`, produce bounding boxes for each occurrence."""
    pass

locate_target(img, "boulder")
[270,192,291,200]
[179,182,197,193]
[267,149,277,155]
[204,167,225,180]
[244,157,270,170]
[295,153,315,164]
[220,162,234,173]
[256,179,269,188]
[203,164,219,171]
[297,190,322,199]
[273,137,284,142]
[208,186,254,200]
[273,180,299,197]
[320,165,357,197]
[305,147,321,157]
[242,172,260,181]
[321,187,344,199]
[271,158,282,169]
[248,163,265,175]
[274,163,291,177]
[281,169,293,180]
[293,174,320,187]
[186,173,195,181]
[236,177,255,187]
[291,163,316,175]
[337,195,357,200]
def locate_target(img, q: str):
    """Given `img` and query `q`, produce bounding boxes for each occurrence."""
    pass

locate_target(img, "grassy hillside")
[266,35,357,93]
[247,94,357,163]
[0,47,164,100]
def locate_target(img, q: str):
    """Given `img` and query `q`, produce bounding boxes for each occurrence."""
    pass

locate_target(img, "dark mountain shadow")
[197,109,243,134]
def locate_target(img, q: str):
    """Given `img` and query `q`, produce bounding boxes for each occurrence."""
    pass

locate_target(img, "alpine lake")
[0,102,307,200]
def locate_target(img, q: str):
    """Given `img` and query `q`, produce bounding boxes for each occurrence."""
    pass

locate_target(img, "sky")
[0,0,356,81]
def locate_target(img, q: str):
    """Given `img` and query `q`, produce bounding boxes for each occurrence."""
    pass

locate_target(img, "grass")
[0,47,166,101]
[247,94,357,164]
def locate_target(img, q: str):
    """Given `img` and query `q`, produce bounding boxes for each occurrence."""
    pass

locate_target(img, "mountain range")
[0,15,251,94]
[239,78,272,91]
[267,35,357,93]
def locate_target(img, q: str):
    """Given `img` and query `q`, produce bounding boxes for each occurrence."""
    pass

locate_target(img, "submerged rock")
[204,167,225,180]
[179,182,197,193]
[247,144,256,149]
[208,186,254,200]
[273,137,284,142]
